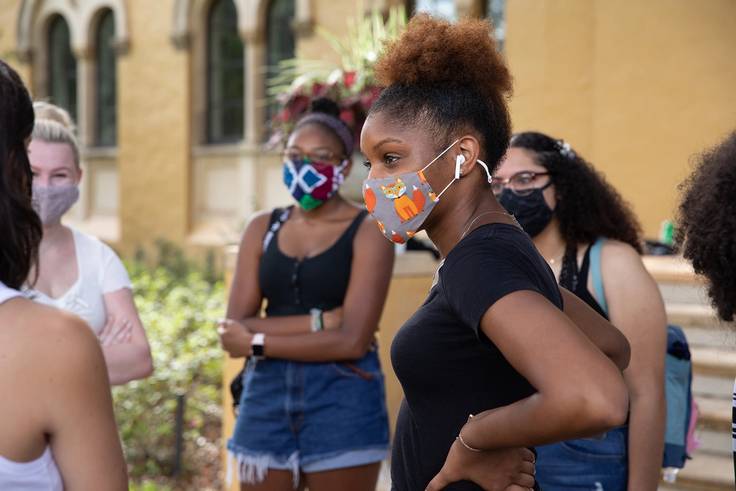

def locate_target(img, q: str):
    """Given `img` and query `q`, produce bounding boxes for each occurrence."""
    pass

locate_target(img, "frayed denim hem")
[226,443,300,489]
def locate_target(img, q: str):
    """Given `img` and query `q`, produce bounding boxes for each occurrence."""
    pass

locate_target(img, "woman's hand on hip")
[425,439,536,491]
[218,318,253,357]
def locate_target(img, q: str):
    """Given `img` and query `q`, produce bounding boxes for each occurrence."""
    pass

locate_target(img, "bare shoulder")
[11,301,101,369]
[355,212,393,252]
[600,239,658,293]
[601,239,646,272]
[242,210,275,238]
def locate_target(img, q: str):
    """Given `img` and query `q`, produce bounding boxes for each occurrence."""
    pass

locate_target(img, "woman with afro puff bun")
[495,132,667,491]
[676,131,736,478]
[360,14,630,491]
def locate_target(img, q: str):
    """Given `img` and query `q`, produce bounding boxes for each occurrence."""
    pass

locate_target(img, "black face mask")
[498,184,554,237]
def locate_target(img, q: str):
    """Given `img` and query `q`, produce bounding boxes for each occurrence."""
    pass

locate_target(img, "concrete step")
[693,374,734,400]
[692,347,736,378]
[696,396,732,432]
[681,326,735,350]
[667,303,720,329]
[695,426,732,457]
[659,452,734,491]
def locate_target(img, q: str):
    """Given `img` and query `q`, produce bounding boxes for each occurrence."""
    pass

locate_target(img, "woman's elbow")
[132,345,154,380]
[581,377,629,432]
[614,336,631,372]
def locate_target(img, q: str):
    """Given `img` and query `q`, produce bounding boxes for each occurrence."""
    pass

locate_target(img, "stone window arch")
[93,8,117,147]
[47,13,77,121]
[206,0,245,144]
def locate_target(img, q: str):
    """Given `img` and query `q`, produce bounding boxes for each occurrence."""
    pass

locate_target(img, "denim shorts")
[535,426,628,491]
[227,349,390,487]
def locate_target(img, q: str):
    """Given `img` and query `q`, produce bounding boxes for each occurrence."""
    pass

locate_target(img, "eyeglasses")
[491,171,551,197]
[282,149,346,165]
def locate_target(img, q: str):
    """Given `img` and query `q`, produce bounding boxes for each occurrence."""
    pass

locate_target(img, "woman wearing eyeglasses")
[219,98,394,491]
[494,131,667,491]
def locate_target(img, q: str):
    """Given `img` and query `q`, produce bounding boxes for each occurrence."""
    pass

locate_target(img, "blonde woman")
[25,102,153,385]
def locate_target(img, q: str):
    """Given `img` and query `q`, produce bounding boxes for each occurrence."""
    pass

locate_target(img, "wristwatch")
[251,333,265,360]
[310,308,324,332]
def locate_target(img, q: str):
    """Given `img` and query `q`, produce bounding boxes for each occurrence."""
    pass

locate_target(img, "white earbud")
[455,154,465,179]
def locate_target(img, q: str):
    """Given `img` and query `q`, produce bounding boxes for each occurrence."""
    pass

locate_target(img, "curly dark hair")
[0,59,42,289]
[370,14,512,173]
[510,131,643,253]
[676,131,736,322]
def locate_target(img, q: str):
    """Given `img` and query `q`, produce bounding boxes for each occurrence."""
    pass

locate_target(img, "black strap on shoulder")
[262,206,292,251]
[559,244,579,291]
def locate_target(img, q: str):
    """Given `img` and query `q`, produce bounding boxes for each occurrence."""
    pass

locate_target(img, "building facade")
[1,0,734,256]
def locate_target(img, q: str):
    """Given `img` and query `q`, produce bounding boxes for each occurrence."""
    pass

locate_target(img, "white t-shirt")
[24,228,132,335]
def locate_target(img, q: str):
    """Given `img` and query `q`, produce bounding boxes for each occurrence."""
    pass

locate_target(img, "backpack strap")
[589,238,609,316]
[262,207,292,251]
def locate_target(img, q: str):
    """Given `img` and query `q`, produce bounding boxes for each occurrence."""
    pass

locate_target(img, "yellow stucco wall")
[0,4,31,90]
[117,0,192,254]
[506,0,736,238]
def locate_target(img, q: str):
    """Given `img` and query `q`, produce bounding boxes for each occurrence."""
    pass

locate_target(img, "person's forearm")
[102,343,153,385]
[462,379,628,451]
[627,388,666,490]
[242,315,312,336]
[262,329,373,362]
[560,289,630,370]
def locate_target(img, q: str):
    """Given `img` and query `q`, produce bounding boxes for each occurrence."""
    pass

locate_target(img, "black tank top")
[559,243,609,319]
[259,208,368,317]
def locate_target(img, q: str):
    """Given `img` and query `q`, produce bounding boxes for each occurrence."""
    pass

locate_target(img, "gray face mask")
[32,184,80,225]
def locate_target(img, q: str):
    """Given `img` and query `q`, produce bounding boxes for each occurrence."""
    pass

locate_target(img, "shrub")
[114,242,225,489]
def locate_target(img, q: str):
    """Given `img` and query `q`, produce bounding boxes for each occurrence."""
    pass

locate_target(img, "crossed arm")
[220,211,394,361]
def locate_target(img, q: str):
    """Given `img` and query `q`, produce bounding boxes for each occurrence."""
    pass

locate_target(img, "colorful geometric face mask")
[283,158,348,211]
[363,140,493,244]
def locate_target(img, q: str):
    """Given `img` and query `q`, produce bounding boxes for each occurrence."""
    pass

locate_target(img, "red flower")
[340,108,355,126]
[312,82,327,97]
[288,95,310,118]
[344,71,357,89]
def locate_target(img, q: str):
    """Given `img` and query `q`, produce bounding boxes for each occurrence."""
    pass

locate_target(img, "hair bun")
[309,97,341,118]
[375,14,512,101]
[33,101,76,133]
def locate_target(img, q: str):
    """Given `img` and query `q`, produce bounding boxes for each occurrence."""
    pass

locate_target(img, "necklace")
[459,211,515,241]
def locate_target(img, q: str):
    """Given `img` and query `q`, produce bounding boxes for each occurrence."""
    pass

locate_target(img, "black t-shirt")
[390,223,563,491]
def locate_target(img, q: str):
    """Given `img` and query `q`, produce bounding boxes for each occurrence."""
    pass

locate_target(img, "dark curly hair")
[510,131,643,253]
[0,59,42,289]
[676,131,736,322]
[369,14,512,173]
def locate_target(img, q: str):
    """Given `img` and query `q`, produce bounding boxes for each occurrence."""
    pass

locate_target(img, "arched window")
[265,0,295,124]
[48,15,77,122]
[409,0,457,20]
[485,0,506,51]
[95,9,117,147]
[207,0,245,144]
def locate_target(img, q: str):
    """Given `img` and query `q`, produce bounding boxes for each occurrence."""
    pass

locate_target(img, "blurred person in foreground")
[676,131,736,477]
[0,58,127,490]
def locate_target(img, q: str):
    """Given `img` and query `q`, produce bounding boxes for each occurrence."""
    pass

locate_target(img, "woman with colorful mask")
[360,15,631,491]
[24,102,153,385]
[219,98,394,491]
[494,131,667,491]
